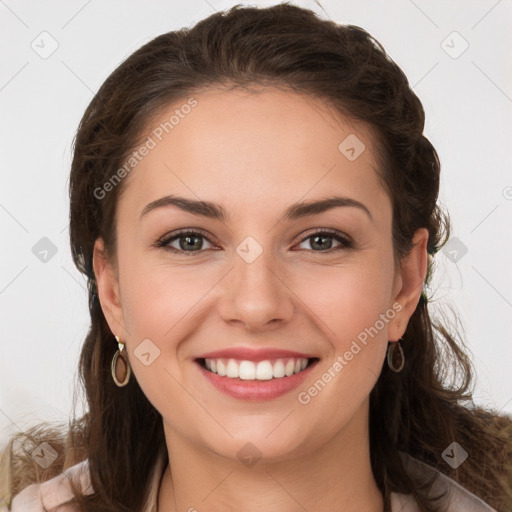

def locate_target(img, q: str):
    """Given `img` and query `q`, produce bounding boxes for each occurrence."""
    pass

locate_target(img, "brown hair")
[2,3,511,511]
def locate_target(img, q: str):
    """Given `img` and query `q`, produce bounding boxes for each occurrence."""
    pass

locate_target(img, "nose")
[217,246,295,333]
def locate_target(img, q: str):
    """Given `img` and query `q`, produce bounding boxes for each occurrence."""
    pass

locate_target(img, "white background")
[1,0,511,448]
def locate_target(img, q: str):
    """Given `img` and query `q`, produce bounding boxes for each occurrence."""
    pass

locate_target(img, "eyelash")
[154,228,353,256]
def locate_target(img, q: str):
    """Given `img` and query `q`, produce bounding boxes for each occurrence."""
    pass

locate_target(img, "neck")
[158,400,383,512]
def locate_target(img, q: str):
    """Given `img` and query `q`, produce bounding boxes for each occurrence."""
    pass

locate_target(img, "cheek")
[116,256,204,407]
[118,253,211,340]
[296,253,394,340]
[294,263,393,419]
[302,253,395,400]
[119,241,395,349]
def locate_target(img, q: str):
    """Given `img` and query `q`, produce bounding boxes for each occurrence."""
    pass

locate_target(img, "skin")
[93,87,428,512]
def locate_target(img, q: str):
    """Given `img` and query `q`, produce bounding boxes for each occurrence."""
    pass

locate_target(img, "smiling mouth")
[196,357,319,380]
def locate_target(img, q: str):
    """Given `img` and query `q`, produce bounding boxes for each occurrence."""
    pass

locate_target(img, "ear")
[387,227,429,341]
[92,238,128,340]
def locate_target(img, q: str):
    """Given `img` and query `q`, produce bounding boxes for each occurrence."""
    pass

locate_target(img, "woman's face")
[94,87,427,462]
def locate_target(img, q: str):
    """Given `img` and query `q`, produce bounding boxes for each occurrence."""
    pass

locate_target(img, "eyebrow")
[140,194,373,223]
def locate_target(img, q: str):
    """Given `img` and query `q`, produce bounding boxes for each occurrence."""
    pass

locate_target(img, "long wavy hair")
[2,3,511,512]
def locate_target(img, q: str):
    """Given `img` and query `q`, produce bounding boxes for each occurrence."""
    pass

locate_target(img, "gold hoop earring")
[111,335,132,387]
[387,337,405,373]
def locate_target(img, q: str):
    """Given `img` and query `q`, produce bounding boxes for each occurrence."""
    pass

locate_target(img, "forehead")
[119,87,390,223]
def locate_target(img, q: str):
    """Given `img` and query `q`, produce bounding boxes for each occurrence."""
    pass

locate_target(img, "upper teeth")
[204,358,309,380]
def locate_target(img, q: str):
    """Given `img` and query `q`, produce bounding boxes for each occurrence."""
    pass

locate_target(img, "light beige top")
[5,451,497,511]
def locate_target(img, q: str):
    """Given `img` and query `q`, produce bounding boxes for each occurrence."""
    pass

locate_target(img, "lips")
[196,347,317,362]
[194,347,319,401]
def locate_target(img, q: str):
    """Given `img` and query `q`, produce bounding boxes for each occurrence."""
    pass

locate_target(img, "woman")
[2,3,511,511]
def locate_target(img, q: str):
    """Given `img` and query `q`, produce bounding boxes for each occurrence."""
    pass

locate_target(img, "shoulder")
[7,452,498,512]
[396,451,498,512]
[8,450,167,512]
[9,459,93,512]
